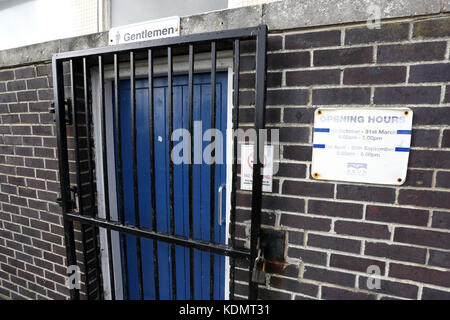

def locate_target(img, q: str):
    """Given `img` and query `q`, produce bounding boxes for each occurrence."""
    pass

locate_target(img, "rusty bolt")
[317,110,322,115]
[404,110,409,116]
[397,178,402,183]
[313,172,320,178]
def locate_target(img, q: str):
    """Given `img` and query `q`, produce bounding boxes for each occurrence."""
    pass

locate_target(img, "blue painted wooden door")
[113,72,228,300]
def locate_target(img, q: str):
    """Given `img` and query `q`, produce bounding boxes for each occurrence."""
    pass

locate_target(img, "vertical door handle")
[218,184,226,226]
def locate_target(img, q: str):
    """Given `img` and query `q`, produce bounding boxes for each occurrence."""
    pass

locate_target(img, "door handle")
[218,184,226,226]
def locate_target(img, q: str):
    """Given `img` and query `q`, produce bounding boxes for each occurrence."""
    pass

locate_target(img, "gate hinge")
[55,196,63,207]
[56,186,77,211]
[49,99,72,124]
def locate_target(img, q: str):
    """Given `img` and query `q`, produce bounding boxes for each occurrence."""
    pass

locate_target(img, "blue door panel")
[113,72,228,300]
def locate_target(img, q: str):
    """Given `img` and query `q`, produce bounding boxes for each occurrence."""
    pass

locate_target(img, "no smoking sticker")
[240,145,274,192]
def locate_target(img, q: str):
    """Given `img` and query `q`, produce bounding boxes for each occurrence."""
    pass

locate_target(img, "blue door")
[113,72,228,300]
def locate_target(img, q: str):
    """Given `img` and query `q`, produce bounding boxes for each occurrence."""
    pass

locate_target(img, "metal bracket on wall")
[260,228,286,262]
[49,99,72,124]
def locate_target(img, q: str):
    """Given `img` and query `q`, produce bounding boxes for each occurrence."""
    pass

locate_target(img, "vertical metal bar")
[70,59,91,299]
[209,41,217,300]
[114,54,129,300]
[187,44,195,300]
[52,57,79,300]
[83,58,96,219]
[130,51,145,300]
[148,49,160,300]
[70,60,84,215]
[83,58,102,299]
[99,55,116,300]
[167,46,177,300]
[248,26,267,300]
[229,39,240,300]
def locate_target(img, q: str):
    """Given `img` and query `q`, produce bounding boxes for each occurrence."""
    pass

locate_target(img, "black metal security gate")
[52,26,267,300]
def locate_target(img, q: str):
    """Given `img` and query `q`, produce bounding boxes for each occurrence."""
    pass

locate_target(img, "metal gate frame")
[52,25,267,300]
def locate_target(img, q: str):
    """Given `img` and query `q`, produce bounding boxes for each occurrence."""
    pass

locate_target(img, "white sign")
[109,16,180,45]
[311,108,413,185]
[241,145,274,192]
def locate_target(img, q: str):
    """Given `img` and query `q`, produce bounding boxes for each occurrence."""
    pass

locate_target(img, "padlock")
[251,250,266,284]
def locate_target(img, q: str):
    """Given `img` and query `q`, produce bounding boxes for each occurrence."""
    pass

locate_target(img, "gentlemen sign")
[109,16,180,45]
[311,108,413,185]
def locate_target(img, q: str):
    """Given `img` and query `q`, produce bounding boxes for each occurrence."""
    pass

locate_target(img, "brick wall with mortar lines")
[0,63,72,299]
[0,14,449,300]
[233,15,450,300]
[0,62,96,300]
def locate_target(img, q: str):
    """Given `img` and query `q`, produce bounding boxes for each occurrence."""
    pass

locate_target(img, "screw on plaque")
[251,248,266,284]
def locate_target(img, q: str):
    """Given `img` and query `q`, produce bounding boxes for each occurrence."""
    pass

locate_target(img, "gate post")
[52,57,80,300]
[248,25,267,300]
